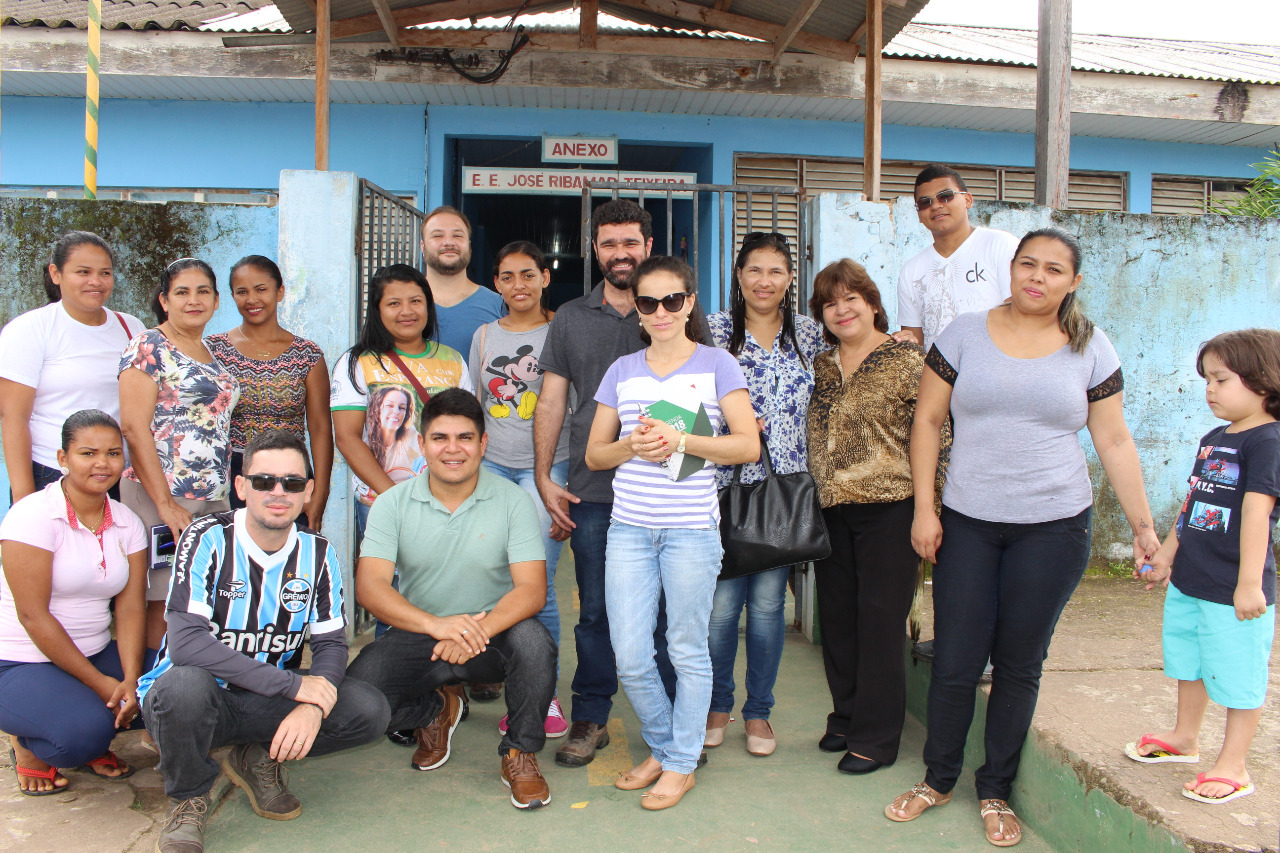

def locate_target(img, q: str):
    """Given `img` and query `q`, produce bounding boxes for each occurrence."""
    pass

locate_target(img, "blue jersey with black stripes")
[138,510,345,702]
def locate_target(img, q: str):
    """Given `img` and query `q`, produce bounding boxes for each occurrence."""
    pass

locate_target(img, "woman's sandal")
[884,782,952,822]
[10,747,69,796]
[77,750,135,780]
[980,799,1023,847]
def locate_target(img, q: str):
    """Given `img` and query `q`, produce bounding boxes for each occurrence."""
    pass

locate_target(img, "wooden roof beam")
[714,0,734,10]
[331,0,546,41]
[581,0,598,49]
[773,0,823,61]
[609,0,858,63]
[367,0,401,49]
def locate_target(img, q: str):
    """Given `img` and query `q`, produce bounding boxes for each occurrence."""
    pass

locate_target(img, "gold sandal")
[885,782,952,822]
[980,799,1023,847]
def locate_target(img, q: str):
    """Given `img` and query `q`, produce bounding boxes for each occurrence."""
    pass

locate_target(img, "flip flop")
[10,747,69,796]
[1181,773,1255,804]
[1124,734,1200,764]
[77,750,135,780]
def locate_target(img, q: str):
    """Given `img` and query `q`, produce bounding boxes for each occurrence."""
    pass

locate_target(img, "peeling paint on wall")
[813,193,1280,565]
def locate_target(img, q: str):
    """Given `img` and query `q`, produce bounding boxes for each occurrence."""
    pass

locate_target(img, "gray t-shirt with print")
[927,310,1123,524]
[469,321,569,469]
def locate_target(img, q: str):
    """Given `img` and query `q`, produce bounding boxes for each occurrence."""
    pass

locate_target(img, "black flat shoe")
[387,729,416,747]
[838,752,891,774]
[819,733,847,753]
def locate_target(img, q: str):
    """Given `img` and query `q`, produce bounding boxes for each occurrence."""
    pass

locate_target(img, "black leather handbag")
[717,435,831,580]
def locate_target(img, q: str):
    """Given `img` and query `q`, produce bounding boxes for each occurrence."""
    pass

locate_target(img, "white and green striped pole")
[83,0,102,198]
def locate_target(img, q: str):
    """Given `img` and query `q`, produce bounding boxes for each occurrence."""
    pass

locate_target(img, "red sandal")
[78,750,135,780]
[10,746,69,796]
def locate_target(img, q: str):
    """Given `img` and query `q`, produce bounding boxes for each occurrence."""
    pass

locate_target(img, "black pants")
[923,505,1092,801]
[813,498,917,764]
[346,618,557,756]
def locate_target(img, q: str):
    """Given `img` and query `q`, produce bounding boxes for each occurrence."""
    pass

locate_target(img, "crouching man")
[346,388,556,809]
[139,430,390,853]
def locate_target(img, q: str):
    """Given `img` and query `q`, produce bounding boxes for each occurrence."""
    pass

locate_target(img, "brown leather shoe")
[411,689,462,771]
[555,720,610,767]
[468,682,503,702]
[442,682,470,721]
[501,748,551,809]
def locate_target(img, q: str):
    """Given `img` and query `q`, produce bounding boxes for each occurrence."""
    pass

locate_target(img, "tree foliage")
[1208,148,1280,219]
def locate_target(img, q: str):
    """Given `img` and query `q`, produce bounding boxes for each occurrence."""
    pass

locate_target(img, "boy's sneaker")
[221,743,302,820]
[496,697,570,738]
[501,749,551,809]
[157,795,210,853]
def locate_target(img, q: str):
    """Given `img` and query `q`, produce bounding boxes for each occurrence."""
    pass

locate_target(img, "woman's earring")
[59,466,70,475]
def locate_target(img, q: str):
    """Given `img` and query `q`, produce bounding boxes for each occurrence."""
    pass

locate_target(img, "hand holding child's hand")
[1234,585,1268,621]
[1137,542,1174,592]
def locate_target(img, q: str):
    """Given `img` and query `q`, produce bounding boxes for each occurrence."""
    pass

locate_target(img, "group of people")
[0,165,1275,852]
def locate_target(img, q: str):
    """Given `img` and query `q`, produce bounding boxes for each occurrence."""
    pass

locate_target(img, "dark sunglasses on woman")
[634,292,689,315]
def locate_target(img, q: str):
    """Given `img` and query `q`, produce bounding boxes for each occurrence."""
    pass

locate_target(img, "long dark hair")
[44,231,114,304]
[1198,329,1280,420]
[345,264,437,386]
[230,255,283,288]
[1014,227,1093,354]
[152,258,217,324]
[635,256,704,346]
[727,233,806,368]
[492,240,552,322]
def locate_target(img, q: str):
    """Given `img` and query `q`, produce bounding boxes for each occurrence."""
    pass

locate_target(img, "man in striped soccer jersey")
[139,430,390,853]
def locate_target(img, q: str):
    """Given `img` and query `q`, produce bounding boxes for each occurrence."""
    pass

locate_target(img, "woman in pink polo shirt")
[0,410,149,795]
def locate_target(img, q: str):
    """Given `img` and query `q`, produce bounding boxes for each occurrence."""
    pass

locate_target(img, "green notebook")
[641,399,715,481]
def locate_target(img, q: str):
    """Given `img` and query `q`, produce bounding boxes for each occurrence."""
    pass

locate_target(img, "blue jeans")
[606,521,721,774]
[483,459,568,657]
[923,505,1092,801]
[0,642,156,767]
[708,566,789,720]
[569,502,676,725]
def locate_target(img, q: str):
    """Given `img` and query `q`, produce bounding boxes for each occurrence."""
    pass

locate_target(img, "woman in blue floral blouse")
[705,232,825,757]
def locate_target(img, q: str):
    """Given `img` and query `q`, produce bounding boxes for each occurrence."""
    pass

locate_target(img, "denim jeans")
[923,505,1092,801]
[707,566,789,720]
[568,502,676,725]
[0,643,155,767]
[606,521,721,774]
[143,667,390,800]
[346,618,556,756]
[483,458,569,657]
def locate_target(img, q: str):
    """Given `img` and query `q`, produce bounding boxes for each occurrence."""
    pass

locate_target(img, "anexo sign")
[463,167,697,197]
[541,135,618,164]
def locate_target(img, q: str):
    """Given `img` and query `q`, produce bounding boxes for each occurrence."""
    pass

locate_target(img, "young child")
[1125,328,1280,804]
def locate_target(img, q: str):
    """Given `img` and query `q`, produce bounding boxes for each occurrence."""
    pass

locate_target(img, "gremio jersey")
[137,510,345,701]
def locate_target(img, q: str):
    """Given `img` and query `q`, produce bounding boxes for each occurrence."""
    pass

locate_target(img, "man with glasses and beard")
[420,205,506,358]
[893,164,1018,351]
[534,199,712,768]
[139,430,389,853]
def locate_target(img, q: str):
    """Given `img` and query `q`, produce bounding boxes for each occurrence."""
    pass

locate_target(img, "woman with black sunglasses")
[704,232,825,758]
[586,256,759,811]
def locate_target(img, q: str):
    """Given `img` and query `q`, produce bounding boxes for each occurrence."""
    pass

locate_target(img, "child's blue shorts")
[1163,582,1274,709]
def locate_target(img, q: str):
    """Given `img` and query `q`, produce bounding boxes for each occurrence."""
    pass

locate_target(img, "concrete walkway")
[3,571,1276,852]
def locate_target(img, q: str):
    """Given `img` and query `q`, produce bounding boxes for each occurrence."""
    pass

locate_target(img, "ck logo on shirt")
[281,578,312,613]
[965,263,988,283]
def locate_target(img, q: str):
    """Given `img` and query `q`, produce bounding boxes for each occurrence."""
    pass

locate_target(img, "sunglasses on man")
[245,474,309,493]
[914,188,970,211]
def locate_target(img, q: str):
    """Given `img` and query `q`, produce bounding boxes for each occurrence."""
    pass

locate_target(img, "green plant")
[1208,147,1280,218]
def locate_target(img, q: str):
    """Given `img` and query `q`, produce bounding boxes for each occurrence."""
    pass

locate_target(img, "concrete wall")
[0,197,278,510]
[811,193,1280,563]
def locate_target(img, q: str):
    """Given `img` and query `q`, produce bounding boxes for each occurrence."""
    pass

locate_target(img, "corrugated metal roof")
[1,0,273,30]
[888,23,1280,85]
[412,8,755,41]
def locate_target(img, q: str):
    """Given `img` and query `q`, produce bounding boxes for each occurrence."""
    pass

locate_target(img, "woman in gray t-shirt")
[468,241,570,739]
[886,228,1162,847]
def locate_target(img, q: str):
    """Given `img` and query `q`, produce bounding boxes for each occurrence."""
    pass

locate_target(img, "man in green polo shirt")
[346,389,556,810]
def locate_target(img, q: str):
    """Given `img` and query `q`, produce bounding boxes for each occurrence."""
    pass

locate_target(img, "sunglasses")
[914,188,969,211]
[245,474,309,493]
[743,231,790,247]
[635,292,689,315]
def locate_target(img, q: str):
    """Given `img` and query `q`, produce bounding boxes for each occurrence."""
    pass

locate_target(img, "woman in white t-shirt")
[586,256,758,811]
[0,410,149,795]
[0,232,145,502]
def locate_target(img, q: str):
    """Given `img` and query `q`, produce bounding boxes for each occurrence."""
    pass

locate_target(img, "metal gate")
[356,179,426,322]
[579,180,810,311]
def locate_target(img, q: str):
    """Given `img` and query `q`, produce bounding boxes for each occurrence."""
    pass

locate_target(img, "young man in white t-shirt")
[893,165,1019,351]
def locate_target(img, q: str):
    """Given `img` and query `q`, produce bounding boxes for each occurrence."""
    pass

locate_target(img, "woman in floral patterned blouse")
[207,256,331,530]
[118,258,239,650]
[705,233,825,758]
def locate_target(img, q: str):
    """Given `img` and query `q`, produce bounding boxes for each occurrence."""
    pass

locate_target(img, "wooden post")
[1035,0,1071,208]
[315,0,330,171]
[580,0,598,50]
[862,0,882,201]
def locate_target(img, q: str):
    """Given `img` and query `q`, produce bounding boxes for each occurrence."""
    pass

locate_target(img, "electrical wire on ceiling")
[444,0,532,84]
